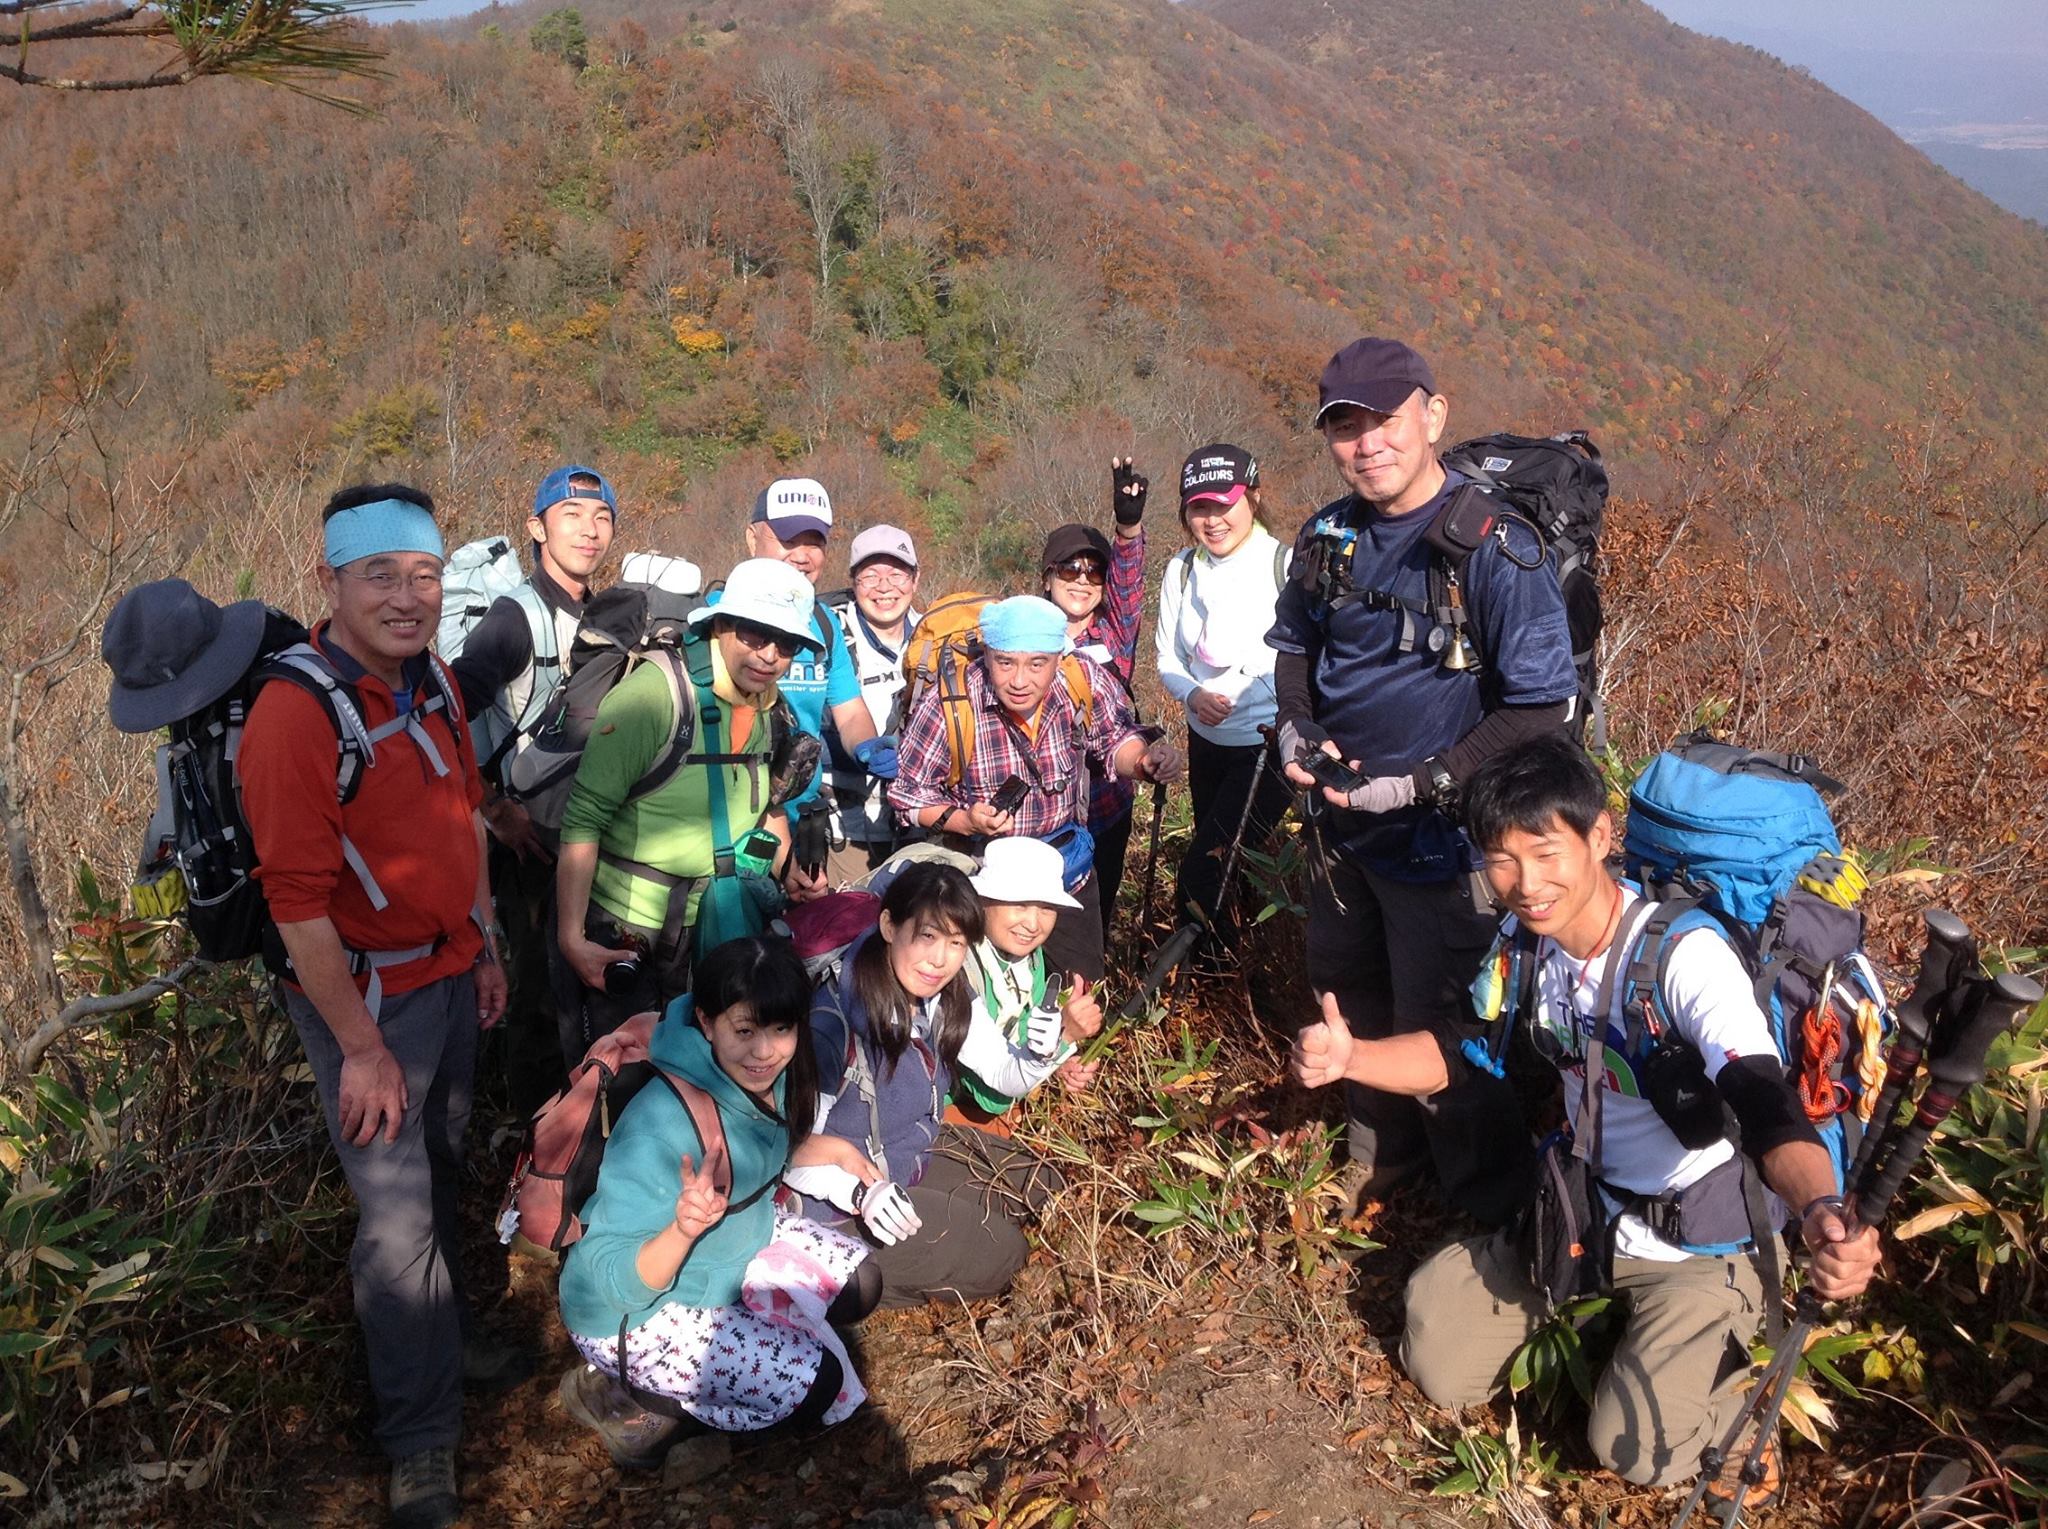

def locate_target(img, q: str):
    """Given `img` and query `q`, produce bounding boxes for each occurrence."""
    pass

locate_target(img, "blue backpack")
[1620,734,1894,1187]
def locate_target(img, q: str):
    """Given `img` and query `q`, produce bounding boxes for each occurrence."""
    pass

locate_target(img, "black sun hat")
[102,579,271,734]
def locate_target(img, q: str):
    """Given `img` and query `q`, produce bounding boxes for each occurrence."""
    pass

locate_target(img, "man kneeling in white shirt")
[1292,735,1880,1500]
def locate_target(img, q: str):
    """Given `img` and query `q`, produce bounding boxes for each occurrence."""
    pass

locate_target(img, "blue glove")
[853,735,899,780]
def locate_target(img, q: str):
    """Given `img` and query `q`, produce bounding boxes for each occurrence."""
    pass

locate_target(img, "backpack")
[895,591,1097,786]
[1438,432,1609,745]
[132,621,470,1012]
[1618,733,1893,1190]
[499,586,815,845]
[437,539,554,763]
[495,1010,735,1253]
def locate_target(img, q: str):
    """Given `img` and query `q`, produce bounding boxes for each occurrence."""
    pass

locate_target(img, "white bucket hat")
[970,836,1082,909]
[688,557,823,651]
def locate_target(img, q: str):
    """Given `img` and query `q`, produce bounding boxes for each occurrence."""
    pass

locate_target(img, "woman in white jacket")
[1153,444,1295,958]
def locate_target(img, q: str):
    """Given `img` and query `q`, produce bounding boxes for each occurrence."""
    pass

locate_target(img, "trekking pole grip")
[1848,909,1972,1187]
[1854,971,2042,1227]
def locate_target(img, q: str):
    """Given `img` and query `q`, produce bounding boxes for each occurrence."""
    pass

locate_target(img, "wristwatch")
[1417,755,1459,814]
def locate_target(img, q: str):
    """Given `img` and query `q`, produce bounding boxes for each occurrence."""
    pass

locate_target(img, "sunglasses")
[1048,558,1106,587]
[730,622,805,659]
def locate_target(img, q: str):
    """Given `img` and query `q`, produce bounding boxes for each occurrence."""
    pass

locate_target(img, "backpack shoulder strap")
[625,648,700,805]
[1272,541,1288,593]
[1628,899,1723,1056]
[257,645,372,803]
[1173,547,1196,596]
[652,1066,733,1197]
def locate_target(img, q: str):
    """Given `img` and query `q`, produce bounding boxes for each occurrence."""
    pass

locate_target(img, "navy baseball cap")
[533,465,618,518]
[1314,338,1439,426]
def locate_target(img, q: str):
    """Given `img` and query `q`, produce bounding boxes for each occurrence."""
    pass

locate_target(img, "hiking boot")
[1337,1156,1422,1215]
[461,1336,536,1394]
[1703,1428,1783,1514]
[388,1446,458,1529]
[557,1363,680,1470]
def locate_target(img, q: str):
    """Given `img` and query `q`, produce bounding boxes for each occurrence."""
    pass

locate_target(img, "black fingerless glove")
[1112,462,1148,527]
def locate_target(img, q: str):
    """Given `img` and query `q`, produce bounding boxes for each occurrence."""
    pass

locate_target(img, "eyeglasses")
[730,622,804,659]
[853,566,915,590]
[1048,558,1106,587]
[335,566,444,594]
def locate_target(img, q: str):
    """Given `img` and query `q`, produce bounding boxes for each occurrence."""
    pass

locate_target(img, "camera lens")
[603,955,642,997]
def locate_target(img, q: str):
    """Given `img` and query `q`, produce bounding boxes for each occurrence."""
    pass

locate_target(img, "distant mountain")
[2,0,2045,571]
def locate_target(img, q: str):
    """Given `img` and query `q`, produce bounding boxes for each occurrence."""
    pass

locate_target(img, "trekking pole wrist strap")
[1799,1193,1849,1226]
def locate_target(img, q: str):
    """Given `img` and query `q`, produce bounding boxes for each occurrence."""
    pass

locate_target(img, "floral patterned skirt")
[572,1212,869,1432]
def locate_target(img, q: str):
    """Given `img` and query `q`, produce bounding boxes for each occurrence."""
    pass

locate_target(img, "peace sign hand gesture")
[673,1149,730,1240]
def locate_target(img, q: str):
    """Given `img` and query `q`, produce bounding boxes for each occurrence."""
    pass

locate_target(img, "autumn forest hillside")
[6,2,2048,1521]
[4,0,2045,985]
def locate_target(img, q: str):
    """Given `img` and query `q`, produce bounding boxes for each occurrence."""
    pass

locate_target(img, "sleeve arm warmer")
[1716,1053,1825,1161]
[1273,649,1315,730]
[1437,699,1572,784]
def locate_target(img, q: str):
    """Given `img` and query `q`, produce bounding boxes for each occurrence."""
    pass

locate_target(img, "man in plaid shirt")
[890,595,1182,981]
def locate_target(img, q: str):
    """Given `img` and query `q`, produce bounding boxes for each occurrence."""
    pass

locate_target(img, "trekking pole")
[1845,909,1973,1190]
[1084,729,1283,1056]
[1135,778,1168,943]
[1672,955,2043,1529]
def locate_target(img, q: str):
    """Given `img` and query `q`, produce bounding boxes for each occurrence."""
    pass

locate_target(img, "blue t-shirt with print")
[1266,470,1575,881]
[705,588,859,807]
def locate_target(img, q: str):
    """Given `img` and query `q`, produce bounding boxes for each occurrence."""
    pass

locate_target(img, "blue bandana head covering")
[978,595,1070,655]
[323,497,445,569]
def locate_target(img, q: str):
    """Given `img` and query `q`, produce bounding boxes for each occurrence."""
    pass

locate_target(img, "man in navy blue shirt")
[1267,337,1576,1226]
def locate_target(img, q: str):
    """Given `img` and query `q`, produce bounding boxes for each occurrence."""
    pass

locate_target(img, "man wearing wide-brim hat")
[553,557,823,1047]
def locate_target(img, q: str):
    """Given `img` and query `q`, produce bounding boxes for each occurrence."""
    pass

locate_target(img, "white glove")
[857,1180,922,1246]
[1023,1001,1065,1059]
[1343,772,1418,814]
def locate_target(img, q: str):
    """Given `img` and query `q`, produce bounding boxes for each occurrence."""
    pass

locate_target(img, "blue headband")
[979,595,1070,655]
[324,499,445,569]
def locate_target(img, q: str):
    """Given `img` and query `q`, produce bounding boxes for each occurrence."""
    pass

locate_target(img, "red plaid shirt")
[889,654,1142,838]
[1080,528,1145,829]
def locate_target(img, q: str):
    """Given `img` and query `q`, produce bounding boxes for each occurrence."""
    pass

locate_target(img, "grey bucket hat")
[102,579,270,734]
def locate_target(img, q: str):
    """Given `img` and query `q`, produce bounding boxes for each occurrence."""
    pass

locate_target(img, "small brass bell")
[1440,577,1481,672]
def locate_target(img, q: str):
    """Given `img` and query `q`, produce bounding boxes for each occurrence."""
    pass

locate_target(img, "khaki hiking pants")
[1401,1228,1763,1487]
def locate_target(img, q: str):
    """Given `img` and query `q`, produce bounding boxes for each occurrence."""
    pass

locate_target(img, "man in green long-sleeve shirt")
[553,558,823,1058]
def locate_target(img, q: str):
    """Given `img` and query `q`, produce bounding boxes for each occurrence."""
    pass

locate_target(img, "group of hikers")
[101,335,1890,1528]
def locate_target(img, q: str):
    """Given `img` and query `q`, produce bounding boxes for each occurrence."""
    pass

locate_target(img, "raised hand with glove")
[1111,457,1148,529]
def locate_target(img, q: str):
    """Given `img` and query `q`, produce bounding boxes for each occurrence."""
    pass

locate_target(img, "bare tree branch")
[16,958,213,1070]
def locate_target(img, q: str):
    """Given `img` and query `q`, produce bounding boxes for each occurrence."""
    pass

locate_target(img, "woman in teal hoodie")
[557,935,880,1469]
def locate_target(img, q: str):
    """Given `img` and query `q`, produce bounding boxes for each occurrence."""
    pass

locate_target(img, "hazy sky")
[1649,0,2047,57]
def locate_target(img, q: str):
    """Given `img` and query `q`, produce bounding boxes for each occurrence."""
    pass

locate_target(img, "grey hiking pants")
[1306,852,1531,1227]
[1401,1228,1763,1486]
[861,1126,1064,1308]
[285,972,478,1459]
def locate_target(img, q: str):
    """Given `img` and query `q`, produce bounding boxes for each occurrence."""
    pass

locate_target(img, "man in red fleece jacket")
[238,482,507,1529]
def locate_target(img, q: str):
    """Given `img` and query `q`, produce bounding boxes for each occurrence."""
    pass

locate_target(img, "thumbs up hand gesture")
[1291,993,1356,1090]
[673,1150,730,1240]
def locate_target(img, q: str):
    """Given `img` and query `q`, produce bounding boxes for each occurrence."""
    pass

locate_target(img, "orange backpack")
[897,591,1098,786]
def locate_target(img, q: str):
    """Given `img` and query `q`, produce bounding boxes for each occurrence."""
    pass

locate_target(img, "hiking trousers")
[1401,1228,1763,1487]
[1040,866,1106,984]
[861,1126,1064,1308]
[1176,731,1292,954]
[1306,851,1529,1227]
[285,971,478,1459]
[489,839,566,1117]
